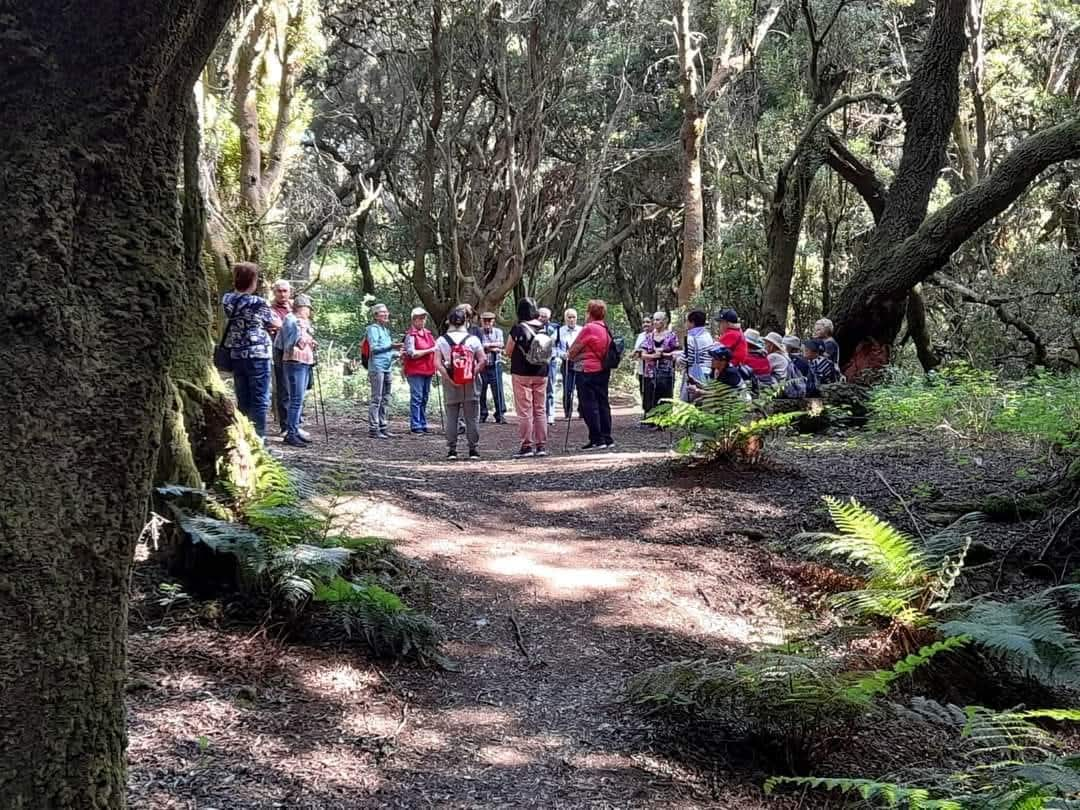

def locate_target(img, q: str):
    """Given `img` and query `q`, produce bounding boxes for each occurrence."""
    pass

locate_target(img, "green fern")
[939,586,1080,688]
[767,706,1080,808]
[645,381,792,460]
[313,577,445,665]
[843,636,971,704]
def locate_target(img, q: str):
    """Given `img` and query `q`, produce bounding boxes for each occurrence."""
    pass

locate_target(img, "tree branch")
[928,272,1047,365]
[823,128,886,223]
[779,93,899,182]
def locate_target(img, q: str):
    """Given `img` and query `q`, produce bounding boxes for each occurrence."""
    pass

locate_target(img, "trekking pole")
[314,362,330,444]
[563,382,574,452]
[435,374,445,430]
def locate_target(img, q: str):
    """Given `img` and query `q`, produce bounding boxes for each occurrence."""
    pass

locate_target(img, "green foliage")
[765,704,1080,808]
[791,498,976,626]
[313,577,445,665]
[627,637,964,769]
[645,381,796,461]
[869,365,1080,450]
[939,586,1080,688]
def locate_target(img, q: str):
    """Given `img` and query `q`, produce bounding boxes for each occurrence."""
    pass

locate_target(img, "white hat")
[764,331,785,350]
[410,307,428,318]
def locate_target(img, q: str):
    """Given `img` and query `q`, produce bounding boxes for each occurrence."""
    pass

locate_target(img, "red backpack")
[447,333,476,385]
[360,337,371,369]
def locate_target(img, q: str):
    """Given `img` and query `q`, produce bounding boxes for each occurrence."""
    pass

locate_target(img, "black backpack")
[602,325,625,371]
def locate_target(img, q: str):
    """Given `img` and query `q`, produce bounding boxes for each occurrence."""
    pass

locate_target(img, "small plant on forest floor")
[163,451,444,664]
[765,703,1080,809]
[628,636,968,773]
[313,577,446,666]
[788,498,1080,688]
[645,382,798,462]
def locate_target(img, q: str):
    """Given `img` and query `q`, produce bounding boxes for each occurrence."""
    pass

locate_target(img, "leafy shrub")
[645,382,797,461]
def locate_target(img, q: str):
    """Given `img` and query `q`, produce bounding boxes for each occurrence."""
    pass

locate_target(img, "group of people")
[364,298,618,459]
[631,307,843,417]
[219,262,843,459]
[219,263,316,448]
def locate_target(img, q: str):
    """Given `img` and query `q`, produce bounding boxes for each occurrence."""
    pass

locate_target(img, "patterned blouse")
[642,330,679,378]
[222,292,275,361]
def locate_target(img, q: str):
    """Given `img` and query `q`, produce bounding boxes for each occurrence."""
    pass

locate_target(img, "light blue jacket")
[366,323,397,372]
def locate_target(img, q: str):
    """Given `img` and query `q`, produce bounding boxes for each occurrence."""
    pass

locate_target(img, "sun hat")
[713,308,739,324]
[744,328,765,349]
[707,345,733,360]
[410,306,428,318]
[293,294,312,309]
[480,311,497,320]
[782,335,801,351]
[764,331,785,351]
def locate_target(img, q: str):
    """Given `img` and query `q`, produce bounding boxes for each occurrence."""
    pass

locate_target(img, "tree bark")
[0,3,236,807]
[906,286,941,370]
[830,0,968,369]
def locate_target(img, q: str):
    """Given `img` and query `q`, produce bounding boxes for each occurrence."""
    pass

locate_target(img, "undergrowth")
[158,444,443,665]
[869,364,1080,450]
[645,382,798,461]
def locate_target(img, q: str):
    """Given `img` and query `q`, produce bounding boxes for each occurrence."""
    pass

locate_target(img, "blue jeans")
[562,360,578,418]
[577,369,612,445]
[284,362,311,437]
[479,362,506,421]
[233,357,272,437]
[407,374,433,431]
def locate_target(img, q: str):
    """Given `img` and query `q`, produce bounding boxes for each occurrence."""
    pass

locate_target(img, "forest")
[2,0,1079,807]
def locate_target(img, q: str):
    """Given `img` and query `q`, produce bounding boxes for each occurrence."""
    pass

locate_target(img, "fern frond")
[842,636,970,704]
[764,775,963,809]
[924,513,985,564]
[818,497,931,587]
[313,577,445,665]
[940,587,1080,687]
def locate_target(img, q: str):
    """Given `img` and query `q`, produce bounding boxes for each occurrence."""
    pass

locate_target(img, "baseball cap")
[410,307,428,318]
[713,308,739,324]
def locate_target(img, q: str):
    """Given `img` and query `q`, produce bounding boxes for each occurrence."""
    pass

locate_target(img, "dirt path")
[127,401,1032,808]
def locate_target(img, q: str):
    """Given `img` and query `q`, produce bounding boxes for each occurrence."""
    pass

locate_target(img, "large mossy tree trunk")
[0,4,236,807]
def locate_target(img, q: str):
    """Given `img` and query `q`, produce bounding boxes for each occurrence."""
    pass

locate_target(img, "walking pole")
[563,377,574,452]
[435,374,445,430]
[314,362,330,443]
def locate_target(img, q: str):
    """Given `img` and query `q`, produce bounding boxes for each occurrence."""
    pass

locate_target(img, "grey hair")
[272,279,291,290]
[652,311,668,324]
[372,303,389,315]
[538,306,552,317]
[814,317,834,335]
[564,308,577,318]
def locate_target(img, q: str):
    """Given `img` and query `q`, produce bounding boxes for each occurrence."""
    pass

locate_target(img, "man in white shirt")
[631,317,652,421]
[556,308,583,420]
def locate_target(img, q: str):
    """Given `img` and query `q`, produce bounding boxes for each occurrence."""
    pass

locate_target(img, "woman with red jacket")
[403,307,438,434]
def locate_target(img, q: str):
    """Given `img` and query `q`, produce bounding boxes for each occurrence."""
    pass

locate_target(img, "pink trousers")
[511,374,548,447]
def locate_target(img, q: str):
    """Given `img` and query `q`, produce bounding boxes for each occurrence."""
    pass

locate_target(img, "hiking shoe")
[284,434,307,448]
[533,445,548,457]
[495,418,507,424]
[297,428,312,442]
[468,448,481,461]
[512,444,533,459]
[581,442,599,451]
[411,429,426,435]
[603,440,616,449]
[447,448,458,460]
[377,431,394,439]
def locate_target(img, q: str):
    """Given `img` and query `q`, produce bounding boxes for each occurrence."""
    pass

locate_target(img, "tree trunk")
[830,0,968,369]
[674,0,705,306]
[759,144,826,333]
[0,4,236,807]
[906,286,941,370]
